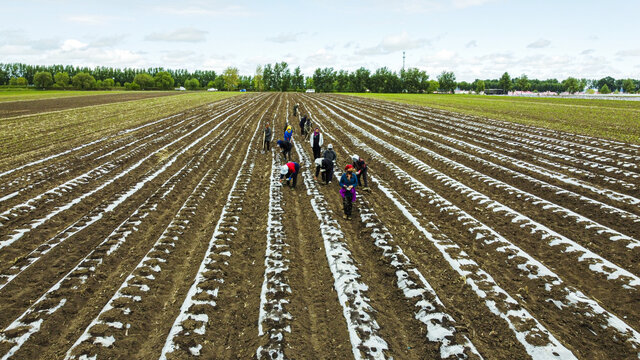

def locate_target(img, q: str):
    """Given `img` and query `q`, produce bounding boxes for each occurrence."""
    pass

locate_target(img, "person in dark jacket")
[310,127,324,159]
[314,157,334,185]
[299,115,307,136]
[352,154,370,191]
[323,144,337,165]
[279,162,300,189]
[293,103,299,116]
[263,123,272,152]
[339,164,358,219]
[303,116,312,141]
[276,140,292,161]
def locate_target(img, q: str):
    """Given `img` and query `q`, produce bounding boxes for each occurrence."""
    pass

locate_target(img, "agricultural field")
[0,93,639,359]
[350,93,640,144]
[0,89,131,102]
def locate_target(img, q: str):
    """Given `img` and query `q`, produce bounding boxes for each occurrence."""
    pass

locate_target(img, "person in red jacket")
[279,162,300,189]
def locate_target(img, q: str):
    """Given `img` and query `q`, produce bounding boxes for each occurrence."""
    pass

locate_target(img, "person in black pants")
[313,157,334,185]
[263,123,272,152]
[310,127,323,159]
[352,154,370,191]
[277,140,292,161]
[279,162,300,189]
[299,115,307,136]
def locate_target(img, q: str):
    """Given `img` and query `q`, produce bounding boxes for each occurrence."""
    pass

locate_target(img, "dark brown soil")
[0,93,638,359]
[0,92,177,118]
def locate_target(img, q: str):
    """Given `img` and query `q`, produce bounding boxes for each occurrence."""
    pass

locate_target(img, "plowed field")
[0,93,638,359]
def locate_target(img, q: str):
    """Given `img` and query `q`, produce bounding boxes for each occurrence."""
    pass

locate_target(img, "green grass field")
[345,93,640,144]
[0,92,242,167]
[0,88,134,102]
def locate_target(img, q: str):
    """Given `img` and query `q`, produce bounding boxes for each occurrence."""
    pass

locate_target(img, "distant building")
[484,89,506,95]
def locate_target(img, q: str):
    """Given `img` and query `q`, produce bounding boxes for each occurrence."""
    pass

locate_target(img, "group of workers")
[267,102,370,220]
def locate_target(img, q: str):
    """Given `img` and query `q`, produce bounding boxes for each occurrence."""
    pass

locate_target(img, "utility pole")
[402,51,405,71]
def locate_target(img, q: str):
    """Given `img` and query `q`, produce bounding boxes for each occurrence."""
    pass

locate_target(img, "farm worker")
[299,115,307,136]
[323,144,337,165]
[310,127,324,159]
[276,140,292,161]
[280,162,300,189]
[314,157,334,185]
[352,155,370,191]
[339,164,358,219]
[293,103,299,116]
[303,116,313,141]
[263,123,272,152]
[284,125,293,143]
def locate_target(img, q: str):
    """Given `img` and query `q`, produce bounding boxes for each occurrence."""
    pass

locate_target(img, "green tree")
[622,78,635,93]
[8,77,18,86]
[599,84,611,94]
[475,80,485,93]
[54,72,70,88]
[401,68,429,93]
[597,77,615,92]
[427,80,439,93]
[33,71,53,88]
[292,66,304,91]
[184,78,200,90]
[213,76,225,90]
[437,71,456,93]
[562,77,581,94]
[352,67,370,92]
[102,78,115,90]
[222,67,239,91]
[515,74,530,91]
[133,73,154,90]
[207,81,215,88]
[499,72,512,92]
[253,65,264,91]
[72,72,96,89]
[154,71,174,90]
[16,77,28,86]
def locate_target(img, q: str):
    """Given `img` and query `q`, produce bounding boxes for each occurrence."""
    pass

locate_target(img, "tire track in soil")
[0,100,262,359]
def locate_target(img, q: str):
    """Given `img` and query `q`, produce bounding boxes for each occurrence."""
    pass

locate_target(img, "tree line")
[2,62,639,94]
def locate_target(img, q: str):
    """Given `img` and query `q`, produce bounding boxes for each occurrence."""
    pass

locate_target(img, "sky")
[1,0,639,81]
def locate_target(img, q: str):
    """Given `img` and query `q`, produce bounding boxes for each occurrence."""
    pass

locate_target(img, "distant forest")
[1,62,638,94]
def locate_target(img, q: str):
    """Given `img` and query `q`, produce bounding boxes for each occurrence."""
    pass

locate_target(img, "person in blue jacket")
[339,164,358,219]
[284,125,293,143]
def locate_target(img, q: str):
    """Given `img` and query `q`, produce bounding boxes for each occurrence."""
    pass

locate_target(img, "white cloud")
[91,35,126,48]
[61,39,88,52]
[466,40,477,48]
[266,32,305,43]
[452,0,497,8]
[153,3,251,17]
[527,38,550,49]
[145,28,207,42]
[356,31,433,56]
[66,15,106,24]
[581,49,595,55]
[616,49,640,57]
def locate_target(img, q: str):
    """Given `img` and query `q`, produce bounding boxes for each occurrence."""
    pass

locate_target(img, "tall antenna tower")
[402,51,406,71]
